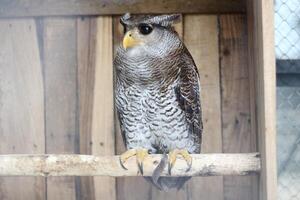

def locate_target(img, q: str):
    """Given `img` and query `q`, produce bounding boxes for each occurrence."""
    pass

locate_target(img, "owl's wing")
[174,49,203,151]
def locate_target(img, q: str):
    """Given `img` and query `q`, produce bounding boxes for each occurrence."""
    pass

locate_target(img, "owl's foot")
[119,148,149,175]
[168,149,192,175]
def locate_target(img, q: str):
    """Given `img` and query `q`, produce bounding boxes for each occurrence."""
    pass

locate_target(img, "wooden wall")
[0,14,258,200]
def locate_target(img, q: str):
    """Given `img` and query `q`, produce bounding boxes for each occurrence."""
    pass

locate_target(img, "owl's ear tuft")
[120,13,131,26]
[151,14,181,27]
[164,14,181,24]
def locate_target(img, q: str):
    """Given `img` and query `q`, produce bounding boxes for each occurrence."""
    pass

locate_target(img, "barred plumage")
[114,13,203,190]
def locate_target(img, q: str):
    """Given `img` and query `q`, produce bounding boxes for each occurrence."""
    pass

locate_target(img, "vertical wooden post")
[77,16,96,200]
[219,14,258,200]
[184,14,224,200]
[247,0,277,200]
[0,19,45,200]
[91,16,116,200]
[43,17,78,200]
[77,16,116,200]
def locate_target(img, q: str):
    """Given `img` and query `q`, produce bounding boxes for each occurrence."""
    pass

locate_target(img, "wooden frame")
[0,0,276,199]
[247,0,277,199]
[0,0,246,17]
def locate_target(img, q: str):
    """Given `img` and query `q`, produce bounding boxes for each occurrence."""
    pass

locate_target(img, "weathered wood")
[247,1,277,200]
[42,17,78,200]
[184,15,223,200]
[0,19,45,200]
[0,0,246,17]
[91,16,116,200]
[219,14,258,200]
[77,16,96,200]
[247,3,259,198]
[0,154,261,177]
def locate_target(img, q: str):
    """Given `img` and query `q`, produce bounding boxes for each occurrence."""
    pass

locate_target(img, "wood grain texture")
[247,1,277,199]
[42,17,78,200]
[184,15,223,200]
[219,15,258,200]
[77,17,96,200]
[0,0,246,17]
[0,19,45,200]
[0,154,261,176]
[246,1,259,198]
[91,16,116,200]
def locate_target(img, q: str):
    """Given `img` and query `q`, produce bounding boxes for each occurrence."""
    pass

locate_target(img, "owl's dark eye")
[138,24,153,35]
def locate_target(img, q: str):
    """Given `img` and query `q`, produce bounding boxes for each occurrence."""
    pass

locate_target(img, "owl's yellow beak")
[123,31,140,50]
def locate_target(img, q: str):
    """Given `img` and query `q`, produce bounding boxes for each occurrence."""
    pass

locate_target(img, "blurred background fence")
[275,0,300,199]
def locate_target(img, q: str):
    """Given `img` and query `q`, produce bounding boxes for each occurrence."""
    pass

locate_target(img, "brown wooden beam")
[0,0,246,18]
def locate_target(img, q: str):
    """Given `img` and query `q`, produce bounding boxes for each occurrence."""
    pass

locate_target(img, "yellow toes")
[168,149,192,174]
[119,149,137,170]
[119,148,149,175]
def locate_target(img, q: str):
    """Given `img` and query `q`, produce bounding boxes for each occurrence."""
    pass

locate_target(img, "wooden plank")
[0,0,246,17]
[247,1,277,200]
[77,16,116,200]
[77,16,96,200]
[246,2,259,198]
[184,15,223,200]
[0,19,45,200]
[91,16,116,200]
[42,17,78,200]
[219,14,258,200]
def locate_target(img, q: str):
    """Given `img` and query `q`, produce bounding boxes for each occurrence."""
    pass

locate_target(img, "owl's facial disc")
[123,24,154,50]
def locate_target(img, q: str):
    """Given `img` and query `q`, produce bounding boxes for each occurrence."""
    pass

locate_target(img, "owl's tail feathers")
[152,153,168,187]
[145,154,190,191]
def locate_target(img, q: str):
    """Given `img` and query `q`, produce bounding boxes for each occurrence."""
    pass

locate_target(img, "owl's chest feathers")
[115,49,182,87]
[116,81,179,117]
[116,82,199,153]
[116,80,187,132]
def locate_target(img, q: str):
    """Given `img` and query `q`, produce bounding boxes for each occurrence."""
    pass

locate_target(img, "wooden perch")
[0,153,260,177]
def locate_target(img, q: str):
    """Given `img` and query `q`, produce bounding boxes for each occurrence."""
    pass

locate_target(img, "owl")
[114,13,203,190]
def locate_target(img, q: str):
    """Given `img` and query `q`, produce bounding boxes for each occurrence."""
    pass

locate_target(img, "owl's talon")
[168,149,192,175]
[119,149,137,170]
[119,159,128,170]
[119,148,149,175]
[136,148,149,175]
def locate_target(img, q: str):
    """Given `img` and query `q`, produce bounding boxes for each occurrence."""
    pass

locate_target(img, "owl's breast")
[115,81,199,153]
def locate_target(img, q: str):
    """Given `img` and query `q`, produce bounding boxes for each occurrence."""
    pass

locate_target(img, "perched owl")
[114,13,203,190]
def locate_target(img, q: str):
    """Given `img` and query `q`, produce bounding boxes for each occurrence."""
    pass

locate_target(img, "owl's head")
[120,13,182,57]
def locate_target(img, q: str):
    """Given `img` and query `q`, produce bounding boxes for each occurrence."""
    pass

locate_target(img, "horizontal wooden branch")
[0,153,260,177]
[0,0,246,18]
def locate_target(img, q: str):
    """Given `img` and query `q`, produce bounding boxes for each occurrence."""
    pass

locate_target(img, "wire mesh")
[275,0,300,199]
